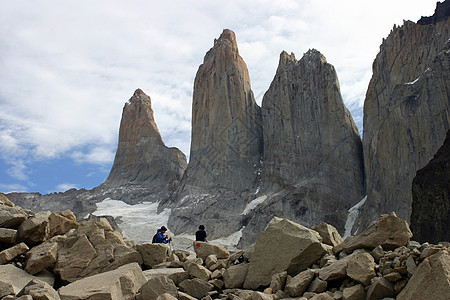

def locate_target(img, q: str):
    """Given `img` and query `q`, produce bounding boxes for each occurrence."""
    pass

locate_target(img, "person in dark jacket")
[195,225,207,242]
[155,226,171,244]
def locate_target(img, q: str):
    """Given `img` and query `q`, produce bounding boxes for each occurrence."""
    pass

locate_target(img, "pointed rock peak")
[127,88,151,106]
[302,49,327,63]
[280,51,297,64]
[214,29,237,47]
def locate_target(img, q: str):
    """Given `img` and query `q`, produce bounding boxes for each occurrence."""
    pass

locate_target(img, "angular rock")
[342,284,365,300]
[102,88,187,203]
[244,217,326,289]
[307,277,327,293]
[397,250,450,300]
[285,269,315,297]
[0,264,54,295]
[205,254,218,269]
[223,263,249,289]
[48,212,79,237]
[137,276,178,300]
[186,262,212,281]
[0,242,29,264]
[17,211,50,245]
[405,255,417,277]
[0,228,17,244]
[165,29,263,239]
[269,271,287,293]
[336,213,412,253]
[179,278,214,299]
[346,251,376,286]
[178,291,197,300]
[313,223,344,247]
[355,8,450,233]
[136,243,169,268]
[365,277,394,300]
[0,205,27,229]
[17,279,59,300]
[53,220,142,283]
[310,293,334,300]
[156,294,178,300]
[319,258,348,281]
[370,245,384,263]
[193,241,229,261]
[58,262,146,300]
[25,240,58,274]
[250,291,274,300]
[0,194,14,207]
[209,279,224,290]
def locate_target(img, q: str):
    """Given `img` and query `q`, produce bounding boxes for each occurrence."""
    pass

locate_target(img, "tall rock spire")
[238,49,365,247]
[102,89,187,202]
[163,29,263,237]
[354,6,450,233]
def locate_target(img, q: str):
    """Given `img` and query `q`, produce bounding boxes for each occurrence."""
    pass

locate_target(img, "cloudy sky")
[0,0,438,194]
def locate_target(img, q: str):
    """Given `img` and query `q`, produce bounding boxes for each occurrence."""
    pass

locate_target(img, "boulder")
[205,254,218,269]
[53,220,142,283]
[250,291,274,300]
[307,277,327,293]
[25,240,59,274]
[178,291,197,300]
[336,213,412,254]
[186,262,212,281]
[0,205,27,229]
[310,293,334,300]
[312,223,344,247]
[0,228,17,244]
[244,217,327,289]
[210,279,224,290]
[136,243,169,268]
[0,264,54,295]
[345,251,376,286]
[284,269,315,297]
[0,194,14,207]
[0,242,29,264]
[365,277,394,300]
[16,279,60,300]
[58,262,146,300]
[137,276,178,300]
[0,280,15,298]
[59,210,76,222]
[318,258,348,281]
[17,212,51,245]
[342,284,365,300]
[156,293,178,300]
[269,271,287,293]
[48,212,79,237]
[193,241,229,261]
[397,250,450,300]
[223,263,249,289]
[179,278,214,299]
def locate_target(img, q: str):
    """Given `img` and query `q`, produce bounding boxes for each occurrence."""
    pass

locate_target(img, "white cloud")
[54,183,79,193]
[0,0,439,191]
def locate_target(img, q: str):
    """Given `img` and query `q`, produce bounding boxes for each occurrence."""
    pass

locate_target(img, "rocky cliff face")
[354,9,450,233]
[163,29,263,238]
[238,50,365,248]
[411,129,450,244]
[7,89,187,218]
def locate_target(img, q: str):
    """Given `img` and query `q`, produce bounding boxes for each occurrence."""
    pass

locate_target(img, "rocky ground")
[1,193,449,300]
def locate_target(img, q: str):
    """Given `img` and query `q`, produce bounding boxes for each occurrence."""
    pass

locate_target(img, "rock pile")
[1,195,449,300]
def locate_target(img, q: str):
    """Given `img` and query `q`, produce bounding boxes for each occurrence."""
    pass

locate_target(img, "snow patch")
[94,198,171,243]
[242,195,268,215]
[404,77,420,85]
[211,227,244,251]
[343,196,367,238]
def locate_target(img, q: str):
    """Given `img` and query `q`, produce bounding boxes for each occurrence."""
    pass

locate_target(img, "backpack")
[152,233,157,243]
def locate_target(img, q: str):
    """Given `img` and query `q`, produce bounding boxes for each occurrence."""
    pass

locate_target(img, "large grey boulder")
[284,269,315,297]
[312,223,344,247]
[143,268,189,286]
[53,220,142,283]
[58,262,146,300]
[137,276,178,300]
[179,278,214,299]
[0,205,28,229]
[193,241,229,261]
[0,264,54,295]
[243,217,327,289]
[0,228,17,244]
[335,213,412,254]
[17,211,51,245]
[186,262,212,281]
[48,212,79,237]
[136,243,169,268]
[223,263,249,289]
[25,238,61,275]
[0,242,29,264]
[397,250,450,300]
[17,279,60,300]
